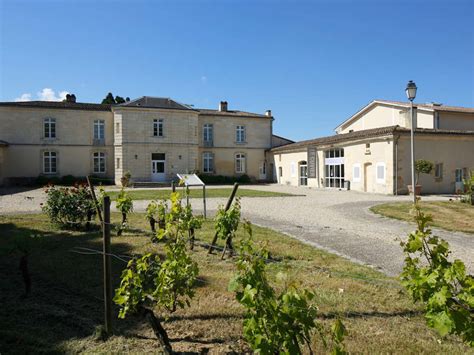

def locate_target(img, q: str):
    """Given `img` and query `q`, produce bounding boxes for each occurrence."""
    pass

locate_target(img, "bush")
[36,175,61,186]
[116,188,133,235]
[461,171,474,205]
[121,171,132,187]
[35,175,114,187]
[229,222,347,353]
[401,204,474,345]
[41,184,95,226]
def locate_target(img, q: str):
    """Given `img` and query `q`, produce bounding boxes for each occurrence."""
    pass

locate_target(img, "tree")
[415,159,434,185]
[115,96,126,104]
[101,92,116,104]
[101,92,129,105]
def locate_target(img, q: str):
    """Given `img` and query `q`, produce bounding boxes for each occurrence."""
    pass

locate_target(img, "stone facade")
[271,100,474,194]
[0,98,278,186]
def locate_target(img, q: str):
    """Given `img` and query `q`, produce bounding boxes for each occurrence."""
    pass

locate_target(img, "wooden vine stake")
[102,196,113,335]
[208,183,239,254]
[86,175,103,223]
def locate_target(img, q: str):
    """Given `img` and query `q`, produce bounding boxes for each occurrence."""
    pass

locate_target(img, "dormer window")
[44,118,56,138]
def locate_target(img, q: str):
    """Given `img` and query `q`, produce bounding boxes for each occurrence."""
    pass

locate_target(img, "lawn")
[370,201,474,234]
[0,212,470,354]
[107,187,296,200]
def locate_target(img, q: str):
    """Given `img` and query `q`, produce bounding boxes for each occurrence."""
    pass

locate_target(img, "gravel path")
[1,185,472,276]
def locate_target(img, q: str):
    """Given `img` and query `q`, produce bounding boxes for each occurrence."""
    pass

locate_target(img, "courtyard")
[1,184,472,276]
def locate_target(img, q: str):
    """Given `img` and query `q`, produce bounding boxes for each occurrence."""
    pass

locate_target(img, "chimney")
[65,94,76,103]
[265,110,272,117]
[219,101,228,112]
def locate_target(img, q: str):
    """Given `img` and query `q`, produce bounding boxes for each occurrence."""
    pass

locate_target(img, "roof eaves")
[271,126,399,153]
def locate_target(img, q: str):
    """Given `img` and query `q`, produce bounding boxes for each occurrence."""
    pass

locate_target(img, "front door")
[299,164,308,186]
[151,153,166,182]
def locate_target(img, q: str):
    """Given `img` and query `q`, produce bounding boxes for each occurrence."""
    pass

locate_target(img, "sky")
[1,0,473,140]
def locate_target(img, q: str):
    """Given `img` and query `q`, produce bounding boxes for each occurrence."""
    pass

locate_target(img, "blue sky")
[1,0,473,140]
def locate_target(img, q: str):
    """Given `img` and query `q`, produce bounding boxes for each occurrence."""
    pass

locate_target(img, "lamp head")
[405,80,417,101]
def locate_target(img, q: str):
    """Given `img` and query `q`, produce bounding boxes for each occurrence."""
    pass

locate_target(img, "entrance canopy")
[176,173,207,218]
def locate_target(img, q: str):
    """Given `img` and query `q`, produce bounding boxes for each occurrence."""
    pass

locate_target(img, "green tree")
[101,92,116,104]
[115,95,126,104]
[415,159,434,185]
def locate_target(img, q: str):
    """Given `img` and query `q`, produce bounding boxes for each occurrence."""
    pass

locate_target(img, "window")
[202,152,214,173]
[43,151,57,174]
[236,125,246,143]
[44,118,56,138]
[203,124,213,143]
[115,122,120,133]
[235,153,246,173]
[435,163,443,179]
[94,120,105,140]
[353,164,361,182]
[116,158,121,169]
[153,119,164,137]
[93,152,106,173]
[376,162,386,184]
[455,168,467,183]
[279,166,283,177]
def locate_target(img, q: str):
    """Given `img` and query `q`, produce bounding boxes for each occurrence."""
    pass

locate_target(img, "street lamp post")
[405,80,417,204]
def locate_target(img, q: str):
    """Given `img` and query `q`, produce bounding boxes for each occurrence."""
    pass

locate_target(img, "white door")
[151,153,166,182]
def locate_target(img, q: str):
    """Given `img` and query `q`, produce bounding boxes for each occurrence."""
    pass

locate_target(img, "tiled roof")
[271,126,474,153]
[272,134,295,143]
[197,109,270,118]
[119,96,194,110]
[376,99,474,114]
[271,126,400,152]
[0,101,111,111]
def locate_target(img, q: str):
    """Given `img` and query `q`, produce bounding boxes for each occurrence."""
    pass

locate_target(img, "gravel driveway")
[1,185,472,276]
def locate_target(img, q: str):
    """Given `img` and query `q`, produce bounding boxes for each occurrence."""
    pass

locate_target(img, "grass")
[0,212,471,354]
[107,188,296,201]
[370,201,474,234]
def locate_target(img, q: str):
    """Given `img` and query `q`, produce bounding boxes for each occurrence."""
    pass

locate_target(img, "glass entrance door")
[324,149,345,188]
[299,163,308,186]
[151,153,166,182]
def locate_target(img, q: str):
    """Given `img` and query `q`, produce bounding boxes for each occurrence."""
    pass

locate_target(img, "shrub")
[461,171,474,205]
[415,159,434,185]
[229,222,347,354]
[121,171,132,187]
[114,191,199,352]
[116,188,133,235]
[400,204,474,346]
[42,184,95,226]
[36,175,61,187]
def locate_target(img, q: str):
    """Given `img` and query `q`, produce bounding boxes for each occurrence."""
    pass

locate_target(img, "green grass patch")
[370,201,474,234]
[107,187,296,200]
[0,213,470,353]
